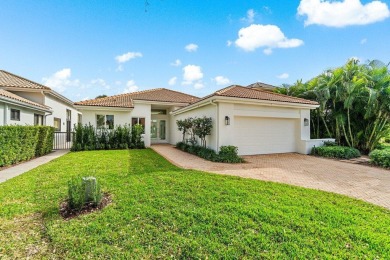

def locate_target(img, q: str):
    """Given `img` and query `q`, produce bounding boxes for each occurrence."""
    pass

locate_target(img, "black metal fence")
[53,132,74,150]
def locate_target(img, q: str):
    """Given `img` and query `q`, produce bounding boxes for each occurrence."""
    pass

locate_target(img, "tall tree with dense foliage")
[275,59,390,153]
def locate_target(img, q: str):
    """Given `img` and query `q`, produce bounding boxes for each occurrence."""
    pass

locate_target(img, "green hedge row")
[0,126,54,167]
[311,145,361,159]
[369,149,390,168]
[176,142,244,163]
[71,123,145,151]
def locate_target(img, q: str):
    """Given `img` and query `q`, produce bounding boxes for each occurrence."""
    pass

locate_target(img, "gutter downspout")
[44,111,53,126]
[210,100,219,152]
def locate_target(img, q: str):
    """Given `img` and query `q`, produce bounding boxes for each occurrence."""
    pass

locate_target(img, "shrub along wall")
[369,149,390,168]
[71,123,145,151]
[311,143,361,159]
[0,126,55,167]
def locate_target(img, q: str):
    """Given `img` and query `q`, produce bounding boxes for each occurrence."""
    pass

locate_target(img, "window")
[151,109,167,115]
[10,109,20,121]
[66,109,71,121]
[96,114,114,129]
[54,118,61,131]
[34,114,44,126]
[132,117,145,133]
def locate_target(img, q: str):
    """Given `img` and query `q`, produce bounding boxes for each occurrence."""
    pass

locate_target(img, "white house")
[75,85,331,155]
[0,70,80,134]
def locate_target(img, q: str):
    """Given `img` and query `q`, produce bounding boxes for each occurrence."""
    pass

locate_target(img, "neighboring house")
[0,70,80,135]
[75,85,331,155]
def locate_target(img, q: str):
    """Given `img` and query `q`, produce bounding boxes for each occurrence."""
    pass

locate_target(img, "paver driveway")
[152,144,390,210]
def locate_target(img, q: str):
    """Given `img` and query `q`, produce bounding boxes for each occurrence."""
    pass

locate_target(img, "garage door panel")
[234,117,298,155]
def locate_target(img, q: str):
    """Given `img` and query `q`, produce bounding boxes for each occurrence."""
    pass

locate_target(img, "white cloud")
[235,24,303,53]
[168,76,177,86]
[90,78,110,90]
[277,73,289,79]
[185,43,198,52]
[81,97,89,101]
[170,59,182,67]
[360,38,367,44]
[298,0,390,27]
[227,40,233,47]
[183,65,203,84]
[214,76,231,85]
[194,82,205,89]
[263,48,273,55]
[241,9,256,23]
[42,68,80,93]
[115,52,143,63]
[123,80,139,93]
[115,80,122,85]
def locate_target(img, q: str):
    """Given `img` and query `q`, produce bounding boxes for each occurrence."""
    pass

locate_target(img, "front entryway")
[151,118,167,143]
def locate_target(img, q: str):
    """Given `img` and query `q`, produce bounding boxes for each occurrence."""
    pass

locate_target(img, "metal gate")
[53,132,74,150]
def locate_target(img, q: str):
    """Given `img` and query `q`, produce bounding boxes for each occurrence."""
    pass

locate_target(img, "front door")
[151,119,167,143]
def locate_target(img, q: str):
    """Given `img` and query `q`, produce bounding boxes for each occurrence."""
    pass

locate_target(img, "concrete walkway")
[0,150,69,183]
[152,144,390,210]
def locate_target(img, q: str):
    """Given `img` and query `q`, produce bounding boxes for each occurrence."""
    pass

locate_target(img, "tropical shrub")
[0,125,54,167]
[275,59,390,153]
[311,145,361,159]
[369,149,390,168]
[176,142,243,163]
[176,117,213,147]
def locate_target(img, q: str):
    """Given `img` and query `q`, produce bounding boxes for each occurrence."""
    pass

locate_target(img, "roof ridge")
[0,70,51,90]
[215,85,241,95]
[157,88,200,99]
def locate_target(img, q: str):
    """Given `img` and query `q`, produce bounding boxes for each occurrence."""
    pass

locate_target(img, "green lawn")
[0,149,389,258]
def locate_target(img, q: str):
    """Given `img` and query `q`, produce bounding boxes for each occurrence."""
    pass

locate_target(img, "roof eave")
[74,105,134,111]
[0,96,52,113]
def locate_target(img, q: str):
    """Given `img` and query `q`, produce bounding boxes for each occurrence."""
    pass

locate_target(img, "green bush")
[369,149,390,168]
[71,123,144,151]
[68,177,102,211]
[175,142,243,163]
[0,125,54,167]
[311,145,361,159]
[218,146,244,163]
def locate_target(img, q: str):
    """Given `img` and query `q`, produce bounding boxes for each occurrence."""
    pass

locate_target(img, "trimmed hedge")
[369,149,390,168]
[176,142,244,163]
[0,125,55,167]
[311,145,361,159]
[71,123,145,151]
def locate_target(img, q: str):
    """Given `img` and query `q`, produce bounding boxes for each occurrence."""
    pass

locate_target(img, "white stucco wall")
[130,103,151,147]
[171,104,217,150]
[10,91,45,105]
[1,103,38,126]
[45,95,79,131]
[0,102,4,125]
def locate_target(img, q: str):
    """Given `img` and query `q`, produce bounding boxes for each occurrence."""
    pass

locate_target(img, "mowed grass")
[0,149,389,259]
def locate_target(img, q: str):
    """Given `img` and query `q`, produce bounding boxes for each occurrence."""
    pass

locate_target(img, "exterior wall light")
[225,116,230,125]
[304,118,309,126]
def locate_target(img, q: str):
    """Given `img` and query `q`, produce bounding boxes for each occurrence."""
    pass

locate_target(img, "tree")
[176,117,194,142]
[96,95,108,99]
[275,59,390,153]
[193,116,213,148]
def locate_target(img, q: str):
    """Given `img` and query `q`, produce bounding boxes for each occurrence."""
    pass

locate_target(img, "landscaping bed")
[0,149,389,258]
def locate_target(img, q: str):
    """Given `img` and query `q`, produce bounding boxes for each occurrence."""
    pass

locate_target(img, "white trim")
[171,96,319,115]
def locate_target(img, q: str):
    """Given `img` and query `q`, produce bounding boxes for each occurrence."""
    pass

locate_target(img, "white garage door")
[234,117,298,155]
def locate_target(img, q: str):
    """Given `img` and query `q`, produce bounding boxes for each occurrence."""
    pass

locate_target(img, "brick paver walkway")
[152,144,390,210]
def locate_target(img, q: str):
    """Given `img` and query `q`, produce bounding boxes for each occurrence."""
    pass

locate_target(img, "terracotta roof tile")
[75,88,200,108]
[0,70,51,90]
[0,89,51,110]
[189,85,318,106]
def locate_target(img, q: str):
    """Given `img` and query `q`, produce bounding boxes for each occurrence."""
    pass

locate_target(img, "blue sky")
[1,0,389,101]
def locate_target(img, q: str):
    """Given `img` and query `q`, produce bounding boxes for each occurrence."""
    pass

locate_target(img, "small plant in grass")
[61,176,110,219]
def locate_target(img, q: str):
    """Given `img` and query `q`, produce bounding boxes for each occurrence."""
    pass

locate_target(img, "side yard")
[0,149,389,258]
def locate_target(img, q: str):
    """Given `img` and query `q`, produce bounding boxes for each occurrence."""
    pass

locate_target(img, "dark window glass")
[10,109,20,121]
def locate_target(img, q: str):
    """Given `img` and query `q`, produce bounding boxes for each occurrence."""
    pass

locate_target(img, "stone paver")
[152,144,390,210]
[0,150,69,183]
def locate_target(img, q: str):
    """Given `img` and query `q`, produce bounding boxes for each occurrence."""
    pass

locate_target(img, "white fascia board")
[0,96,52,113]
[214,96,319,109]
[74,105,133,112]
